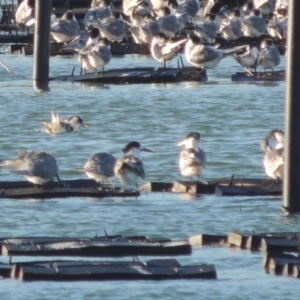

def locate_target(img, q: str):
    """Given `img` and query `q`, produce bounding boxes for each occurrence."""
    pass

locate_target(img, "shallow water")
[0,45,297,299]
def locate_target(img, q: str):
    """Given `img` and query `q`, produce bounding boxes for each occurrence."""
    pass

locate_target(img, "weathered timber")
[139,182,174,193]
[188,234,227,247]
[0,262,13,278]
[14,259,217,281]
[263,252,300,276]
[231,70,285,82]
[172,180,216,194]
[0,179,139,199]
[1,236,192,257]
[261,237,300,253]
[49,67,208,84]
[0,34,33,44]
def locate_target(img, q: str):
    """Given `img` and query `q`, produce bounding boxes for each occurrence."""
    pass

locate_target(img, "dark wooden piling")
[33,0,52,90]
[231,70,285,82]
[283,0,300,212]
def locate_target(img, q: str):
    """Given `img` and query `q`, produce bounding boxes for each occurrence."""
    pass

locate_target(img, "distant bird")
[114,141,153,189]
[41,112,88,134]
[78,37,112,73]
[15,0,35,30]
[50,10,80,43]
[156,7,180,38]
[177,132,207,180]
[84,152,116,187]
[0,151,59,185]
[220,8,242,41]
[0,6,3,23]
[241,9,267,37]
[261,129,284,180]
[233,44,260,75]
[150,33,186,68]
[84,0,113,28]
[259,38,281,72]
[91,12,127,43]
[253,0,275,16]
[267,13,287,40]
[185,33,246,70]
[194,13,218,44]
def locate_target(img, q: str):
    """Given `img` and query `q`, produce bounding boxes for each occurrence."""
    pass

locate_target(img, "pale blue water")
[0,45,298,300]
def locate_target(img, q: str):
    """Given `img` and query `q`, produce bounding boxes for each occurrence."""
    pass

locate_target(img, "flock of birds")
[6,0,288,74]
[0,111,284,189]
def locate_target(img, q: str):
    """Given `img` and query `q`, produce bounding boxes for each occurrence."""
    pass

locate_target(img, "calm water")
[0,45,298,300]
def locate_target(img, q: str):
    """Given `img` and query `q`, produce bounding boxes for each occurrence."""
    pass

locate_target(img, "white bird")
[194,13,218,44]
[185,33,246,70]
[41,112,88,134]
[84,152,116,187]
[267,13,287,40]
[220,8,242,41]
[50,10,80,43]
[253,0,275,16]
[78,37,112,73]
[91,12,127,43]
[0,151,59,185]
[261,129,284,180]
[156,7,180,38]
[259,38,281,72]
[241,9,267,37]
[84,0,113,28]
[150,33,186,67]
[114,141,153,189]
[177,132,207,180]
[15,0,35,30]
[233,44,260,75]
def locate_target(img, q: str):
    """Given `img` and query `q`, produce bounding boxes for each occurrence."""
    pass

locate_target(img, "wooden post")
[283,1,300,212]
[33,0,52,90]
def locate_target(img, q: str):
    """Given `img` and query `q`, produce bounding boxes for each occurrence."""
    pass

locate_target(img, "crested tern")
[41,112,88,134]
[84,0,112,28]
[114,141,153,189]
[50,10,80,43]
[220,8,242,41]
[156,7,180,38]
[0,151,59,185]
[84,152,116,187]
[261,129,284,180]
[194,13,218,44]
[15,0,35,30]
[259,38,281,72]
[178,132,207,180]
[241,9,267,37]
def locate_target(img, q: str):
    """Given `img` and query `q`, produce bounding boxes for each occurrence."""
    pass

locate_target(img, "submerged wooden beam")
[8,259,217,281]
[231,70,285,82]
[0,179,139,199]
[0,235,192,257]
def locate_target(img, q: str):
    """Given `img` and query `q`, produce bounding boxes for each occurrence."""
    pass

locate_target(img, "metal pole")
[283,1,300,212]
[33,0,52,90]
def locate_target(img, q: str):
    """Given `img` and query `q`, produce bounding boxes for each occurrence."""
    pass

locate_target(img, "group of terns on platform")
[0,110,284,188]
[9,0,286,75]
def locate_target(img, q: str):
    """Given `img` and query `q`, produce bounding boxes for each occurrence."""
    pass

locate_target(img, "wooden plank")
[227,232,249,249]
[139,182,174,193]
[215,184,282,196]
[178,264,217,279]
[188,234,227,247]
[172,180,216,195]
[231,70,285,82]
[0,262,12,278]
[261,238,300,253]
[2,239,191,257]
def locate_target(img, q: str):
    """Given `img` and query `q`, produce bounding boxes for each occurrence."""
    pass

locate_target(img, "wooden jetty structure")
[0,258,217,281]
[49,66,208,84]
[0,177,282,200]
[0,235,192,257]
[231,70,286,82]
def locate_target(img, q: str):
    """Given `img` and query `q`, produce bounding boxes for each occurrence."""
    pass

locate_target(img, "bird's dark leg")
[56,174,61,182]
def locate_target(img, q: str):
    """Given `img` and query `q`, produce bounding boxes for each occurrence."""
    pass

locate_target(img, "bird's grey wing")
[195,148,207,167]
[115,155,145,179]
[190,45,221,64]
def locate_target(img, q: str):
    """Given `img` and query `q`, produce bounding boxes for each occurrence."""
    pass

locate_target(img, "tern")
[50,10,80,43]
[185,33,246,70]
[0,151,60,185]
[241,9,267,37]
[15,0,35,30]
[78,37,112,73]
[41,112,88,134]
[84,152,116,187]
[220,8,242,41]
[233,44,260,75]
[150,33,186,68]
[261,129,284,180]
[156,7,180,38]
[194,13,218,44]
[114,141,153,189]
[178,132,207,180]
[84,0,112,28]
[253,0,275,16]
[259,38,281,72]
